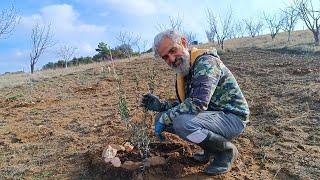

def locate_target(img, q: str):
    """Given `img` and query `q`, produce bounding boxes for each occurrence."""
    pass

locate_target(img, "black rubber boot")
[199,131,238,175]
[192,150,211,163]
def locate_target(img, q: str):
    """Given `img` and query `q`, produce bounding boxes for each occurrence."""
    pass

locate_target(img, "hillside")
[0,46,319,179]
[226,30,320,52]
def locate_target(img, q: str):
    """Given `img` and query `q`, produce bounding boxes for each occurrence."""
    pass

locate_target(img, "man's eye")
[169,47,177,54]
[162,55,168,60]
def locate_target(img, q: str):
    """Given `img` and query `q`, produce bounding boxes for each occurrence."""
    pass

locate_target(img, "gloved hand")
[141,93,164,112]
[155,119,165,141]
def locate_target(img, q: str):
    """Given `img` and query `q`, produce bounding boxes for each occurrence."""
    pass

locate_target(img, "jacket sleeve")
[161,100,180,111]
[161,55,222,125]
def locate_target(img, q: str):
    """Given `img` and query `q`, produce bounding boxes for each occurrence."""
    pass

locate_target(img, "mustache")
[172,56,183,68]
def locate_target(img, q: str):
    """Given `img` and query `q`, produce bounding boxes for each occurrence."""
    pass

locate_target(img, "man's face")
[157,37,190,76]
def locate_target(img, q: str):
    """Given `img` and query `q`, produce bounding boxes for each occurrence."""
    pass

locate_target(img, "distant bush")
[42,42,140,70]
[42,56,94,70]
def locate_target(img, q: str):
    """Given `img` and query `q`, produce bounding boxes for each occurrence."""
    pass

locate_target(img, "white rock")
[111,157,121,167]
[104,157,112,163]
[102,145,117,159]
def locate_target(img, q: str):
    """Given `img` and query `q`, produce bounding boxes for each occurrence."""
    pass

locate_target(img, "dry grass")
[0,54,153,89]
[199,30,320,53]
[228,30,320,52]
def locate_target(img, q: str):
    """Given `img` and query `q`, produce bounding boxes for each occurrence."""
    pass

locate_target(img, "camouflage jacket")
[161,53,250,126]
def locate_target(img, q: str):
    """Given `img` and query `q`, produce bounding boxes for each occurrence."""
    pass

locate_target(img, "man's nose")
[167,54,176,65]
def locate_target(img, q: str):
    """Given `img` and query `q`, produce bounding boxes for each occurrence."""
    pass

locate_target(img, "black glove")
[141,93,164,112]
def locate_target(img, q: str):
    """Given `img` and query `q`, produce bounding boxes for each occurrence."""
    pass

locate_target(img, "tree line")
[204,0,320,49]
[42,42,152,70]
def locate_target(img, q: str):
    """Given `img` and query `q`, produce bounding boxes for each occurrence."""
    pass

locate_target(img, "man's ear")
[181,36,187,48]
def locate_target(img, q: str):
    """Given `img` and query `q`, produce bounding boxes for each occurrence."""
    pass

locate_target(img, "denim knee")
[172,114,197,139]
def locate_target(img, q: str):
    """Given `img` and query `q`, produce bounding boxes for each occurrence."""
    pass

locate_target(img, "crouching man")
[141,30,250,175]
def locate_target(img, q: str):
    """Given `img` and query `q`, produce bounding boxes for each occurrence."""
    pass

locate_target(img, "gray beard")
[173,56,190,76]
[172,50,190,76]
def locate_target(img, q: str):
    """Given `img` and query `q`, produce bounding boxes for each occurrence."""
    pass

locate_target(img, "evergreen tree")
[95,42,110,61]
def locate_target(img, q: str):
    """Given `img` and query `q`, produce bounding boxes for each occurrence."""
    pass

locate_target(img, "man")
[141,30,250,175]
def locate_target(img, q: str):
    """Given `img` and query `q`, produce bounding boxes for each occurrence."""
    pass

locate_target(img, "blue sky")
[0,0,301,73]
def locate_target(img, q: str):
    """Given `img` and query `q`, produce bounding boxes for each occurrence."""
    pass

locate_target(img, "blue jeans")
[158,111,246,144]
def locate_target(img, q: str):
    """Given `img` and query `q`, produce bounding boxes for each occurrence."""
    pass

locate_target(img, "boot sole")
[204,169,230,175]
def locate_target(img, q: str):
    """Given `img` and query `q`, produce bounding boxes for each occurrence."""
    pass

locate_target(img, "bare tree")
[184,31,197,45]
[263,12,284,40]
[294,0,320,46]
[206,8,233,49]
[0,4,20,39]
[133,35,141,56]
[228,23,242,39]
[281,6,300,42]
[141,40,148,53]
[234,21,245,38]
[244,18,264,38]
[155,15,196,45]
[30,23,54,73]
[155,15,183,32]
[116,31,140,59]
[205,30,215,43]
[228,20,247,39]
[168,16,183,31]
[56,45,77,68]
[227,25,235,39]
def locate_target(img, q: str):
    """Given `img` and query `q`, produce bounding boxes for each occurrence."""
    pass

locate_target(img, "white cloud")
[99,0,158,16]
[19,4,107,58]
[0,3,115,73]
[35,4,105,35]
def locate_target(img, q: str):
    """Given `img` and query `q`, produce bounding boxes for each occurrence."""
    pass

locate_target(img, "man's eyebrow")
[160,47,171,57]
